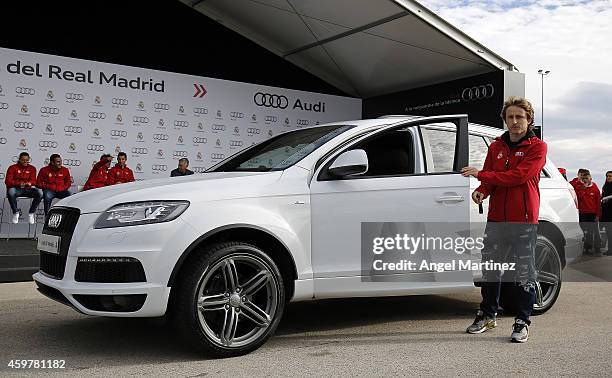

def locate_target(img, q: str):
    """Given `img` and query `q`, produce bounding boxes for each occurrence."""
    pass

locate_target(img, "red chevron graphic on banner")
[193,83,207,98]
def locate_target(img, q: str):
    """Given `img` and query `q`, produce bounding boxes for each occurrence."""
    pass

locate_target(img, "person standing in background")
[601,171,612,256]
[572,170,601,255]
[36,154,72,216]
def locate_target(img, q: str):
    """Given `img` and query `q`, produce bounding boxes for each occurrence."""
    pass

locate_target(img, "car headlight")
[94,201,190,229]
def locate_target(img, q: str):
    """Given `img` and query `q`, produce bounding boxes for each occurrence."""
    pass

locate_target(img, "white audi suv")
[33,115,582,357]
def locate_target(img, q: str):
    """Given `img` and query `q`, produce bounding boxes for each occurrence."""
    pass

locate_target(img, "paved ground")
[1,279,611,377]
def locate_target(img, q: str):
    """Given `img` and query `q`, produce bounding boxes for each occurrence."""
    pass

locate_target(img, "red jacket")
[476,131,547,224]
[106,164,135,185]
[5,163,37,189]
[83,160,110,191]
[36,165,71,192]
[570,178,601,217]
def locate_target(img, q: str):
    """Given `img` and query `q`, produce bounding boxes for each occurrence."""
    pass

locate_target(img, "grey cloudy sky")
[419,0,612,185]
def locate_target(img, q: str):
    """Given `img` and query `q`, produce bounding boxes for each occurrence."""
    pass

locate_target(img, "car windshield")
[209,125,353,172]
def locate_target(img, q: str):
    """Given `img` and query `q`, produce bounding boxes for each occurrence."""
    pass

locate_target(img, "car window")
[350,128,414,177]
[469,134,489,169]
[420,126,456,173]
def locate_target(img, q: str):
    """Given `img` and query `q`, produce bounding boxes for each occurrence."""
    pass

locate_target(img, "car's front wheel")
[173,242,285,357]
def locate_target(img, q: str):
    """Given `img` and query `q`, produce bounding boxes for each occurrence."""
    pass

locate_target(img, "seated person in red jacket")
[106,152,135,185]
[83,154,113,191]
[36,154,72,215]
[4,152,42,224]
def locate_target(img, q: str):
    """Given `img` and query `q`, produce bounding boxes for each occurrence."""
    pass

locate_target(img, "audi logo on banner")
[88,111,106,119]
[63,159,81,167]
[64,126,82,134]
[173,150,188,158]
[0,137,7,144]
[210,153,225,160]
[110,130,127,137]
[174,120,189,128]
[132,147,148,155]
[461,84,495,101]
[0,102,9,110]
[65,92,84,101]
[154,103,170,111]
[40,106,60,115]
[87,144,105,151]
[230,112,244,119]
[39,140,58,148]
[153,133,169,141]
[152,164,168,171]
[230,140,244,148]
[112,97,128,106]
[15,87,35,95]
[192,167,206,173]
[265,116,278,123]
[247,128,261,135]
[194,107,208,115]
[254,92,288,109]
[14,121,34,129]
[296,119,310,126]
[133,116,149,124]
[192,137,207,144]
[211,124,225,131]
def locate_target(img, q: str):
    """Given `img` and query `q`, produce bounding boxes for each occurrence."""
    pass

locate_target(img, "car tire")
[172,241,286,357]
[499,233,562,316]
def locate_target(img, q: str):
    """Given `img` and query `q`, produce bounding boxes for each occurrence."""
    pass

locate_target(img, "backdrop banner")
[0,47,361,236]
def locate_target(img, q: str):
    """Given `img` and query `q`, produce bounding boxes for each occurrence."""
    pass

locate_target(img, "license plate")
[37,234,61,255]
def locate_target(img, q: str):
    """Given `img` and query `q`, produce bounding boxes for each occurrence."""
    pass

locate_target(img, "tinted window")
[351,129,414,177]
[421,126,456,173]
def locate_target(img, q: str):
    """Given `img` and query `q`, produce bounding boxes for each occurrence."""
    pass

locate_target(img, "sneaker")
[11,213,19,224]
[466,310,497,334]
[28,213,36,224]
[511,319,529,343]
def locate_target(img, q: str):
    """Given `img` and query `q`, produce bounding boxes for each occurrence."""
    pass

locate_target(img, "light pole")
[537,69,550,139]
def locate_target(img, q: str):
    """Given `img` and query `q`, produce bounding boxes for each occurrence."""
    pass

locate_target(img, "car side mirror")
[328,149,368,177]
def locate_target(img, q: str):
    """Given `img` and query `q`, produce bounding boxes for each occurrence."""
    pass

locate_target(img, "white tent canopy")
[181,0,516,98]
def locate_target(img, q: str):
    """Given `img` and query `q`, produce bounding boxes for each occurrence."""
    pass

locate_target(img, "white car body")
[33,115,582,319]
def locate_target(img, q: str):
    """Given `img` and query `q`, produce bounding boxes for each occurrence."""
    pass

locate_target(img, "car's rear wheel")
[173,242,285,357]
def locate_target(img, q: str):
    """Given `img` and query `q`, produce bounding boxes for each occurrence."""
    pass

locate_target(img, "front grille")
[39,207,80,279]
[39,252,67,279]
[73,294,147,312]
[75,257,146,283]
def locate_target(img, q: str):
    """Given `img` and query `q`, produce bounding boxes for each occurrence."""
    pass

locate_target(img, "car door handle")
[435,195,465,203]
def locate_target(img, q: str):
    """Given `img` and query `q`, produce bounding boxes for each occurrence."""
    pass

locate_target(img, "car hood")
[57,171,283,213]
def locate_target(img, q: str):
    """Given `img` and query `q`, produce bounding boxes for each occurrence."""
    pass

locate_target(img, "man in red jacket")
[4,152,43,224]
[83,154,113,191]
[462,96,547,343]
[106,152,135,185]
[36,154,72,216]
[571,170,601,254]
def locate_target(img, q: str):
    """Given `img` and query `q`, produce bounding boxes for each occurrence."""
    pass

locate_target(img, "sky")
[419,0,612,185]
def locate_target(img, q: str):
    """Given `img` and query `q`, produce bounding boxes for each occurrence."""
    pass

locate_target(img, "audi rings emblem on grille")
[14,121,34,129]
[39,140,58,148]
[211,124,225,131]
[174,120,189,127]
[192,137,207,144]
[0,102,9,110]
[47,213,62,228]
[247,128,261,135]
[230,140,243,147]
[15,87,35,95]
[254,92,288,109]
[64,126,82,133]
[230,112,244,118]
[110,130,127,137]
[65,92,84,101]
[131,147,148,154]
[40,107,60,115]
[153,134,169,141]
[173,150,188,158]
[62,159,81,167]
[87,144,105,151]
[154,103,170,111]
[111,98,128,106]
[194,107,207,115]
[210,153,225,160]
[133,116,149,123]
[152,164,167,171]
[461,84,494,101]
[88,112,106,119]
